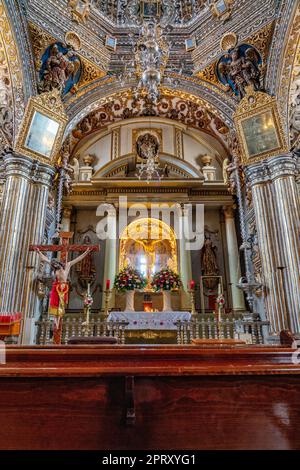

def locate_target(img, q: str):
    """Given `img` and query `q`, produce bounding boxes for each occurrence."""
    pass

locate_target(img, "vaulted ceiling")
[1,0,300,151]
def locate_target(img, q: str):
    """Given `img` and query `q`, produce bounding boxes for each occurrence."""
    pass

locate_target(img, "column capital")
[2,149,55,187]
[222,205,236,219]
[245,153,298,186]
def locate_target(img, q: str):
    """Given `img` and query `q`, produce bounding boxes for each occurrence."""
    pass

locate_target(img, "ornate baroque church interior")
[0,0,300,452]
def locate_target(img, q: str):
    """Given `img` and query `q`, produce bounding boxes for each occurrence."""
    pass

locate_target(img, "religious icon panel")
[25,111,60,158]
[241,109,280,158]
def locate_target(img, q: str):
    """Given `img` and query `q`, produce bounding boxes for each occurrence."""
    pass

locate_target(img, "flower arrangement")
[151,268,181,291]
[114,267,147,292]
[216,293,225,307]
[84,294,93,308]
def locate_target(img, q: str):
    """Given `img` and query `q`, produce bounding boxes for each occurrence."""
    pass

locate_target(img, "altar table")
[1,345,300,450]
[108,311,191,330]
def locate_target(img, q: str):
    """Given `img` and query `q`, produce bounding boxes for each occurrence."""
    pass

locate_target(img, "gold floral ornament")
[233,86,288,165]
[14,88,68,166]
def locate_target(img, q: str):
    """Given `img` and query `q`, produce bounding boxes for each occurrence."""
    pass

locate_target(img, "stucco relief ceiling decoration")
[195,22,275,97]
[28,22,106,96]
[0,0,25,146]
[25,0,280,107]
[93,0,207,27]
[67,91,230,156]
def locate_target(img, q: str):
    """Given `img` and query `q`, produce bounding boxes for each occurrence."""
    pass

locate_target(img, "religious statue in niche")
[136,133,160,160]
[75,235,97,288]
[201,237,219,278]
[201,233,221,292]
[217,45,262,98]
[38,42,81,95]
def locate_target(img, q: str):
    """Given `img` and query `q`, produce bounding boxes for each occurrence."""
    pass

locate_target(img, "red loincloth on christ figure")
[49,280,69,316]
[49,281,69,344]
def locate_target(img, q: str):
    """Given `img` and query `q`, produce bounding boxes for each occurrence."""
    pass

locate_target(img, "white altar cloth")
[107,311,191,330]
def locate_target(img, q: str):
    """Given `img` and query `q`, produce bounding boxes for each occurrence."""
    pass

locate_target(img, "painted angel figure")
[40,43,81,93]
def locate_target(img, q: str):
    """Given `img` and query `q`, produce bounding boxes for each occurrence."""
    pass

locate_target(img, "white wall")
[75,117,227,181]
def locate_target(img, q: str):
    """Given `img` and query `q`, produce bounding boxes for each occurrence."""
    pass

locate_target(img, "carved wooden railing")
[36,314,270,345]
[175,317,270,345]
[35,315,128,345]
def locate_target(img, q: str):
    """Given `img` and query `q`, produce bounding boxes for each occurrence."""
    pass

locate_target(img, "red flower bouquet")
[114,267,147,292]
[151,268,181,291]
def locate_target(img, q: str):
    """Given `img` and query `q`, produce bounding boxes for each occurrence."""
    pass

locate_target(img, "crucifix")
[29,232,99,344]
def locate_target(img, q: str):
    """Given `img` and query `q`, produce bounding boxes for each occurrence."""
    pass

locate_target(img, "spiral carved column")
[246,154,300,333]
[0,151,54,332]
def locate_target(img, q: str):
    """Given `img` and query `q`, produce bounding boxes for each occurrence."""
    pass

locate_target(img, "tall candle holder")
[188,289,196,317]
[82,282,93,337]
[103,289,111,320]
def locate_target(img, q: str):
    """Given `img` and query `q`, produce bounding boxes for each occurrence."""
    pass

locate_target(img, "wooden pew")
[0,344,300,450]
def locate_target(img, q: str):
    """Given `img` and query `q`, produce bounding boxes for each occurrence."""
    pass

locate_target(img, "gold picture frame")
[132,128,163,157]
[233,87,288,165]
[185,37,196,52]
[141,1,161,19]
[68,0,91,24]
[210,0,234,22]
[15,89,68,166]
[105,35,117,52]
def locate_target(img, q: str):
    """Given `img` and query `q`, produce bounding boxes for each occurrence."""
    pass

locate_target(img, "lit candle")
[189,280,195,290]
[106,279,110,291]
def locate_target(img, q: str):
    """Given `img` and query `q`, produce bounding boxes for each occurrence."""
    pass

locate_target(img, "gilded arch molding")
[64,88,232,158]
[275,1,300,146]
[64,78,236,136]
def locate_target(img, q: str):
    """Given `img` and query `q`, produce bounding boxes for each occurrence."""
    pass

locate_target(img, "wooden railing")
[176,317,270,345]
[35,315,128,345]
[35,314,270,345]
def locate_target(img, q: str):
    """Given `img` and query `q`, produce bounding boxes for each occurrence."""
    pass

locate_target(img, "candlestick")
[82,282,92,337]
[188,289,196,317]
[106,279,110,291]
[103,289,111,319]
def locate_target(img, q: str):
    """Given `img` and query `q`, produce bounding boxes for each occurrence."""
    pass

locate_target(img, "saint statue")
[201,238,219,276]
[136,133,159,160]
[39,43,80,93]
[217,45,261,98]
[75,235,96,287]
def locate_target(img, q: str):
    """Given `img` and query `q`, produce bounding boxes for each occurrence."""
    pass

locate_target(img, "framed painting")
[234,88,288,165]
[141,1,160,19]
[105,35,117,51]
[15,89,68,165]
[210,0,234,22]
[185,37,196,52]
[24,111,60,158]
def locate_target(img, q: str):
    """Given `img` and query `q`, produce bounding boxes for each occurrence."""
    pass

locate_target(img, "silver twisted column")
[0,150,54,339]
[245,154,300,333]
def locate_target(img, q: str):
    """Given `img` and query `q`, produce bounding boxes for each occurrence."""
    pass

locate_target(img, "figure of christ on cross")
[30,232,99,344]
